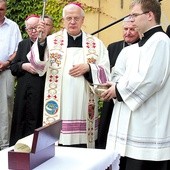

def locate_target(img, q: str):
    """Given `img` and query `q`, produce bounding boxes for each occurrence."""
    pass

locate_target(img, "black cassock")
[166,25,170,38]
[97,40,128,149]
[9,39,46,146]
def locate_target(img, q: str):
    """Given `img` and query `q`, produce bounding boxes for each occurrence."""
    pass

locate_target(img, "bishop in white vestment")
[29,3,110,148]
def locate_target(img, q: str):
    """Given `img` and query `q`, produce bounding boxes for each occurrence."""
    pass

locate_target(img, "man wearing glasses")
[102,0,170,170]
[9,14,53,146]
[32,2,110,148]
[44,15,54,35]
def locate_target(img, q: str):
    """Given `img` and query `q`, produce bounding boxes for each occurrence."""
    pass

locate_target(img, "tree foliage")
[6,0,76,38]
[6,0,42,38]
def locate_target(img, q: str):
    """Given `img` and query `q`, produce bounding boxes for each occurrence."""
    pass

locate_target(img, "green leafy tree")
[6,0,43,38]
[6,0,75,38]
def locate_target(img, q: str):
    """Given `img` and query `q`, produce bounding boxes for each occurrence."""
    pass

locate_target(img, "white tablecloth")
[0,146,120,170]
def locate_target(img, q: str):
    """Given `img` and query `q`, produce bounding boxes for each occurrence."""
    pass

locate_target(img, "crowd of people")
[1,0,170,169]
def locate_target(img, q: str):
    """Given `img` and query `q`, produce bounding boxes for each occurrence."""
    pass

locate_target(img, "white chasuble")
[28,29,110,148]
[60,48,95,146]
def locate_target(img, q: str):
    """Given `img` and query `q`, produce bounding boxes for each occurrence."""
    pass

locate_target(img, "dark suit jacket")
[9,39,46,146]
[107,40,127,69]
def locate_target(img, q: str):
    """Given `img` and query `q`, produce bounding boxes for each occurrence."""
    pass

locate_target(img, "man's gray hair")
[62,3,85,18]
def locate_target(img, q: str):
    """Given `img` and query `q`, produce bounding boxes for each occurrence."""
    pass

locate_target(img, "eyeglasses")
[45,23,53,27]
[129,11,150,19]
[26,26,38,32]
[64,16,82,22]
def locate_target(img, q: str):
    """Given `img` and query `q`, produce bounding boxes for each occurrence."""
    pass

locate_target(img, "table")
[0,146,120,170]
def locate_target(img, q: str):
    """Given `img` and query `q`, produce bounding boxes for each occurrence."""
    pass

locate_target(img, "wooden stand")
[8,120,62,170]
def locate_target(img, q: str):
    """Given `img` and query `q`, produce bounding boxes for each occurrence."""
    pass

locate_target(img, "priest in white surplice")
[28,3,110,148]
[101,0,170,170]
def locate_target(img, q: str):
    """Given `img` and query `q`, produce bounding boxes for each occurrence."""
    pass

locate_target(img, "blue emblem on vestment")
[45,100,58,115]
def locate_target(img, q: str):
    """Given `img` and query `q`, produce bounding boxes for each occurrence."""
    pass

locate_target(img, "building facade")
[80,0,170,46]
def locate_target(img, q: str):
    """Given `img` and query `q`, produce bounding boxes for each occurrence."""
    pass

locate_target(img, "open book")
[14,134,33,153]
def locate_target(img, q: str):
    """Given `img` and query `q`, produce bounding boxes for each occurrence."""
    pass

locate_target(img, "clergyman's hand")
[69,64,90,77]
[37,20,47,43]
[100,82,116,101]
[22,63,37,74]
